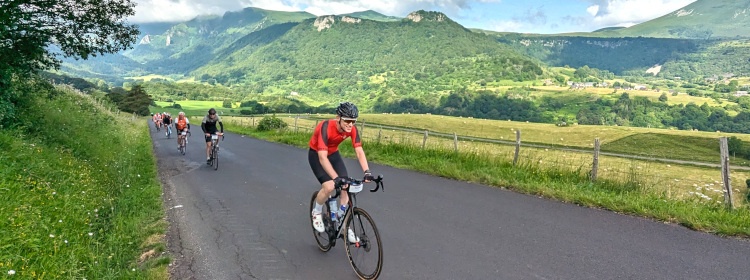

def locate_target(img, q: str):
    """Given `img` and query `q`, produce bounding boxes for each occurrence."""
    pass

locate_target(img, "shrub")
[239,109,252,115]
[257,115,288,131]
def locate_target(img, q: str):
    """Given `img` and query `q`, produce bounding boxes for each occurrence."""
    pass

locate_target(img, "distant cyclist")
[153,112,162,131]
[162,112,173,137]
[309,102,372,233]
[201,108,224,164]
[174,112,190,149]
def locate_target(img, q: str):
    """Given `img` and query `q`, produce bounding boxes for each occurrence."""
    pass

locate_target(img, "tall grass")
[0,84,167,278]
[224,119,750,237]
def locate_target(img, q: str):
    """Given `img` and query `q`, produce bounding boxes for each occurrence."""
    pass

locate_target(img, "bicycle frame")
[325,176,384,245]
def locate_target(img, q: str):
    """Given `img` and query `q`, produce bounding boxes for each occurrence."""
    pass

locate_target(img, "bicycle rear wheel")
[179,138,186,155]
[310,191,332,252]
[344,208,383,279]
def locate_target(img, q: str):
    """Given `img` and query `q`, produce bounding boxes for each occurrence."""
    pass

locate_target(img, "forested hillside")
[194,11,544,106]
[495,36,750,79]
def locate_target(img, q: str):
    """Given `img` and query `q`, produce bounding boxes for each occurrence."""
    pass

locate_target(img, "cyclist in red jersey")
[309,102,372,233]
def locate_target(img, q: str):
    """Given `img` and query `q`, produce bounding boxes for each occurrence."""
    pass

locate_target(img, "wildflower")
[64,240,68,244]
[88,232,93,236]
[8,270,15,275]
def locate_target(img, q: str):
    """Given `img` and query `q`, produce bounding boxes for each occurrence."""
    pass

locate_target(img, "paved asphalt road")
[151,128,750,280]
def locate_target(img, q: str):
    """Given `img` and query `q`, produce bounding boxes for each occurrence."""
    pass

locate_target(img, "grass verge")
[0,84,168,278]
[226,120,750,238]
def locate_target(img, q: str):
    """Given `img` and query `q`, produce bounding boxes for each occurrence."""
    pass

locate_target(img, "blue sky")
[130,0,697,34]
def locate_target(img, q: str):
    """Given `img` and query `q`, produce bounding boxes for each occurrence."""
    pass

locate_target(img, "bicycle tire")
[179,137,186,155]
[212,144,219,170]
[310,191,332,252]
[344,208,383,280]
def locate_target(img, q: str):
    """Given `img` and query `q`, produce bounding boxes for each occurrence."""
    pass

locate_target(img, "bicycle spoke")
[345,208,382,279]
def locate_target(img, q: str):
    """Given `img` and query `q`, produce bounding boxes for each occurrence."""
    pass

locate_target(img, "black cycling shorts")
[204,132,218,143]
[308,148,348,184]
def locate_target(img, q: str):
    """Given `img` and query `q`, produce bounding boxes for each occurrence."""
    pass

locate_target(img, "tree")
[1,0,138,124]
[118,85,153,116]
[658,93,668,102]
[0,0,138,79]
[222,100,232,108]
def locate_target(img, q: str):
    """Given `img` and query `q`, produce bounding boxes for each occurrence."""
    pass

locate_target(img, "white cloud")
[130,0,501,23]
[586,5,599,16]
[489,20,525,33]
[584,0,696,27]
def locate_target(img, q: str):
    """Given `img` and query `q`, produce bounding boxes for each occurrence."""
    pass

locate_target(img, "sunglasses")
[341,119,357,124]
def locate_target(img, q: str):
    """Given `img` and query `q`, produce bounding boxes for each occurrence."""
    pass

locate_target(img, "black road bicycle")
[208,134,223,170]
[178,131,190,155]
[310,175,385,279]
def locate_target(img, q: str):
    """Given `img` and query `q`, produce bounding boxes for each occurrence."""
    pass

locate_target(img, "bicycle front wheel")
[344,208,383,279]
[310,191,332,252]
[212,145,219,170]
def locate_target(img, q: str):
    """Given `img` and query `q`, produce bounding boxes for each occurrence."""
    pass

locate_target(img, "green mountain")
[124,7,315,72]
[488,0,750,77]
[601,0,750,39]
[192,10,543,105]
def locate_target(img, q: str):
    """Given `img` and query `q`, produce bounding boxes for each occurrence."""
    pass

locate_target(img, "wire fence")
[222,114,750,208]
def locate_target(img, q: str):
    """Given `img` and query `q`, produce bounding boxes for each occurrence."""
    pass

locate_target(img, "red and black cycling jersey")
[309,120,362,154]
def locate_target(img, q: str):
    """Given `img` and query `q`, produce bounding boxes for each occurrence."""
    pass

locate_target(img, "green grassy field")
[0,87,168,279]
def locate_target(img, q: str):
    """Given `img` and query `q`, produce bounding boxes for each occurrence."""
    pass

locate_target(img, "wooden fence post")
[377,126,382,144]
[294,115,298,133]
[252,117,255,127]
[453,132,458,152]
[422,130,428,149]
[513,130,521,166]
[591,138,600,182]
[720,137,734,209]
[361,120,365,136]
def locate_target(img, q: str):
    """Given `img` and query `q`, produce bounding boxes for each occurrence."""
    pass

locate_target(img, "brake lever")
[369,175,384,192]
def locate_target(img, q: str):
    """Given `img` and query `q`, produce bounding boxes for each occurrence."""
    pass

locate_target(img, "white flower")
[8,270,15,275]
[49,234,54,238]
[52,192,56,195]
[137,174,141,177]
[58,220,62,223]
[64,240,68,244]
[88,232,93,236]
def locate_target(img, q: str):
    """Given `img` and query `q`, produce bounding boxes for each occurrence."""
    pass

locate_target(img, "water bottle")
[338,204,347,219]
[329,199,338,222]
